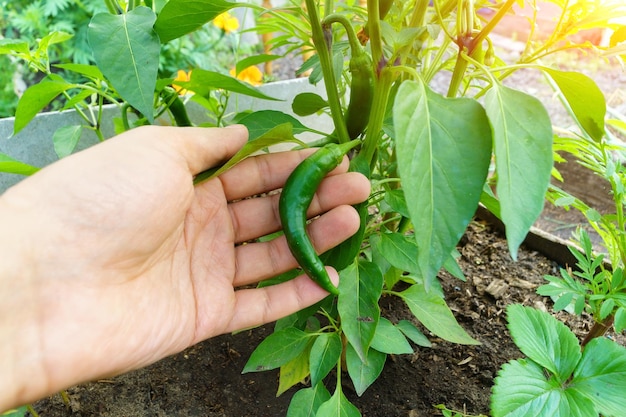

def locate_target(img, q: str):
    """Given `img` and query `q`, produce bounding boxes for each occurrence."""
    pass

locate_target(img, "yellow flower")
[172,70,192,95]
[213,12,239,33]
[230,66,263,86]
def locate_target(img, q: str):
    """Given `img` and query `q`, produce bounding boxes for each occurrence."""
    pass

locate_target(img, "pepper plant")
[2,0,626,416]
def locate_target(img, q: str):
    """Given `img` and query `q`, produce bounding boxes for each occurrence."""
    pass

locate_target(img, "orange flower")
[230,66,263,86]
[172,70,192,95]
[213,12,239,33]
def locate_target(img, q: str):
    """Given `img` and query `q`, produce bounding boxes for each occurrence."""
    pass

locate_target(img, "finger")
[230,172,370,243]
[233,204,360,286]
[224,268,339,333]
[152,125,249,175]
[219,148,350,201]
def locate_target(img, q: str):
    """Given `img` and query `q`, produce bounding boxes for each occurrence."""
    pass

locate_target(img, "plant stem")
[305,0,350,144]
[322,14,361,54]
[581,315,614,348]
[367,0,383,67]
[446,0,516,97]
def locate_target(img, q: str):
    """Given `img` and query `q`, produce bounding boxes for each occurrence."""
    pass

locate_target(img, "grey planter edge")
[0,78,329,193]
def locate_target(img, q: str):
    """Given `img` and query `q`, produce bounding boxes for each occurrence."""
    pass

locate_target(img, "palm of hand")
[4,126,369,392]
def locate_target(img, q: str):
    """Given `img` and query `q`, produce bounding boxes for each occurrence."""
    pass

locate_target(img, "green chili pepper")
[323,14,375,140]
[161,87,192,127]
[279,140,361,295]
[344,50,374,140]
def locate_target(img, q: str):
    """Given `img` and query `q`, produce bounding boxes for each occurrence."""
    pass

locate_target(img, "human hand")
[0,125,370,409]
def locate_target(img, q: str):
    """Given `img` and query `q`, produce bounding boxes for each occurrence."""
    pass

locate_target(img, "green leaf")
[286,384,332,417]
[0,406,28,417]
[53,125,83,159]
[383,189,409,218]
[374,232,420,275]
[193,123,301,183]
[370,317,413,355]
[491,359,595,417]
[242,327,311,373]
[0,153,40,176]
[88,7,160,122]
[396,320,431,347]
[337,261,383,361]
[309,332,342,387]
[393,79,492,287]
[235,54,280,75]
[236,110,313,141]
[599,298,615,320]
[485,85,553,259]
[571,337,626,417]
[278,344,311,396]
[345,343,386,396]
[543,68,606,141]
[0,39,30,55]
[615,307,626,333]
[292,92,329,116]
[14,80,74,134]
[506,304,580,380]
[185,69,279,101]
[154,0,239,43]
[54,63,104,80]
[316,386,361,417]
[400,283,479,345]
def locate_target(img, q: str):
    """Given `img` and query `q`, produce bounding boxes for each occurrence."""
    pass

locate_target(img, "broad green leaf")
[615,307,626,333]
[286,384,331,417]
[375,232,420,275]
[345,343,386,396]
[278,344,311,396]
[543,68,605,142]
[491,359,595,417]
[292,92,329,116]
[370,317,413,355]
[400,283,479,345]
[236,110,313,141]
[396,320,431,347]
[394,79,492,287]
[0,406,28,417]
[193,123,301,183]
[383,189,409,218]
[485,85,553,259]
[39,31,73,48]
[571,337,626,417]
[506,305,580,380]
[154,0,239,43]
[443,249,465,281]
[599,298,615,320]
[185,69,279,101]
[337,261,383,361]
[88,7,160,122]
[309,332,342,387]
[0,153,39,176]
[14,80,74,134]
[53,125,83,159]
[316,386,361,417]
[235,54,280,75]
[54,63,104,80]
[242,327,311,373]
[0,39,30,55]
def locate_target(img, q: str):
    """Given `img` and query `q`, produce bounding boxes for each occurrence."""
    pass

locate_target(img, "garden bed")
[29,44,626,417]
[31,217,625,416]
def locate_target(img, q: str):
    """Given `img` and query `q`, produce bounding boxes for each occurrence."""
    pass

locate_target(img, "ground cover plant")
[2,0,626,416]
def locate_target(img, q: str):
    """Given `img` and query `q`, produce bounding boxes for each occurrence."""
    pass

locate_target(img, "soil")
[29,37,626,417]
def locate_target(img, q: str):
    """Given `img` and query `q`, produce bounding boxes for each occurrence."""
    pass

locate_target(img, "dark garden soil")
[31,49,626,417]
